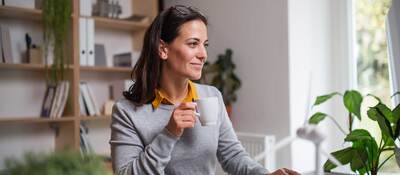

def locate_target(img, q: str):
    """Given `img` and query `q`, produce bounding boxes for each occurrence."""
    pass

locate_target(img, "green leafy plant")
[199,49,241,106]
[42,0,72,85]
[308,90,400,175]
[0,150,112,175]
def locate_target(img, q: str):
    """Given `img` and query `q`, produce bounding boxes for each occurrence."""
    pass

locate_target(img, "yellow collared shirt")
[152,80,199,109]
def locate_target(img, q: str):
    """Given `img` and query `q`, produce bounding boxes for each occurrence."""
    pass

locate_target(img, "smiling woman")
[109,5,299,175]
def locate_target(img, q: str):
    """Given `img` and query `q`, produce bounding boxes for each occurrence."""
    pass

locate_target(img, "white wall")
[165,0,292,170]
[288,0,351,173]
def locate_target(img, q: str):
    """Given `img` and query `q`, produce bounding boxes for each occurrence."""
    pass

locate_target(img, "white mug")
[194,96,219,126]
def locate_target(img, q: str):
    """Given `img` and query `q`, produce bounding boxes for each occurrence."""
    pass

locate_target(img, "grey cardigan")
[110,84,269,175]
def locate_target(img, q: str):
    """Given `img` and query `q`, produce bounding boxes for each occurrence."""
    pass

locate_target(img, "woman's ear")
[158,40,168,60]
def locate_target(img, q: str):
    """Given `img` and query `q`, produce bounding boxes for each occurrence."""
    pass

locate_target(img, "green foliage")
[0,150,112,175]
[42,0,72,85]
[309,90,400,175]
[199,49,241,105]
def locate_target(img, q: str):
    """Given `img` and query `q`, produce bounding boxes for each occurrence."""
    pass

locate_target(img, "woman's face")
[161,19,208,80]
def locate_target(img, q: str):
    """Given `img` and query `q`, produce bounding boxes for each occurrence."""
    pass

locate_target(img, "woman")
[110,5,299,175]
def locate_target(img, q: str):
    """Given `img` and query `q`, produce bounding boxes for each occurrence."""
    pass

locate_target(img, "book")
[85,83,100,116]
[80,82,100,116]
[49,81,65,118]
[79,91,89,116]
[55,81,70,118]
[80,82,95,116]
[1,26,13,63]
[40,85,57,117]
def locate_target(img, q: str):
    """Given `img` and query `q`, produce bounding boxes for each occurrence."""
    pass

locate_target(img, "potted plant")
[308,90,400,175]
[199,49,241,116]
[0,150,112,175]
[42,0,72,85]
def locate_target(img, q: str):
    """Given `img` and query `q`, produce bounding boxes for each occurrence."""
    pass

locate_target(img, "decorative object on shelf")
[93,0,121,18]
[308,90,400,175]
[28,44,43,64]
[95,44,106,66]
[103,85,115,116]
[34,0,42,9]
[2,150,112,175]
[120,14,150,23]
[113,52,132,67]
[42,0,71,86]
[24,33,32,63]
[198,48,241,117]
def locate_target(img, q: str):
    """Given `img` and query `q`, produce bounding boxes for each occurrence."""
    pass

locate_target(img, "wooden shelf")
[0,63,75,71]
[93,16,149,31]
[0,5,42,21]
[80,66,132,73]
[0,116,75,124]
[79,115,111,121]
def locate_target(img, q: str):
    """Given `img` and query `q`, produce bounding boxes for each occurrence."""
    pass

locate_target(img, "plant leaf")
[343,90,363,120]
[313,92,340,106]
[350,149,368,172]
[308,112,328,124]
[376,103,396,123]
[323,147,354,171]
[392,104,400,138]
[345,129,373,142]
[367,107,378,121]
[375,106,394,139]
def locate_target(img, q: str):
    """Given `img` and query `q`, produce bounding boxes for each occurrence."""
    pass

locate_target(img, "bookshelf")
[0,0,158,170]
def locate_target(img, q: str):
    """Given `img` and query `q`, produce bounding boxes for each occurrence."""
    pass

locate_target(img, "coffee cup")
[194,96,219,126]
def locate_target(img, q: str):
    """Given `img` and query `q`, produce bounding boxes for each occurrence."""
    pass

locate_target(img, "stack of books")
[40,81,70,118]
[79,82,100,117]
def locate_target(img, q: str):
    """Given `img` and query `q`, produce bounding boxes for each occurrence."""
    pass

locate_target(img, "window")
[353,0,399,173]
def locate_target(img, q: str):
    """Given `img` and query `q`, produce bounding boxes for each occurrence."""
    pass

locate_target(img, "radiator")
[236,132,276,171]
[215,132,276,175]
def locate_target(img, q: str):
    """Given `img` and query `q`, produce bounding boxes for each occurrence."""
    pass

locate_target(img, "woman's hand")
[268,168,300,175]
[165,102,197,137]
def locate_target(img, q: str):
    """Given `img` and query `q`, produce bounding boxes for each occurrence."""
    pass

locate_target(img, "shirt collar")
[152,80,199,109]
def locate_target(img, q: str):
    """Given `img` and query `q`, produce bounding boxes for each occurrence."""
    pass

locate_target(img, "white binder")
[87,18,95,66]
[79,18,88,66]
[79,17,95,66]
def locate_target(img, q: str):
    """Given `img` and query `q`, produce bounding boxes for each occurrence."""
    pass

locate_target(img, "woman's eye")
[188,42,198,48]
[204,43,209,48]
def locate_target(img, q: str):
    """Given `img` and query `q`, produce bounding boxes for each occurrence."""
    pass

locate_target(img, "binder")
[79,18,88,66]
[79,18,95,66]
[87,18,95,66]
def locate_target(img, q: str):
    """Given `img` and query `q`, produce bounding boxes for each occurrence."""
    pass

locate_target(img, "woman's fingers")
[269,168,300,175]
[177,102,196,111]
[280,168,300,175]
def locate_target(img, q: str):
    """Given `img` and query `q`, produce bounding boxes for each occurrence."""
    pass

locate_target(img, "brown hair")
[123,5,208,106]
